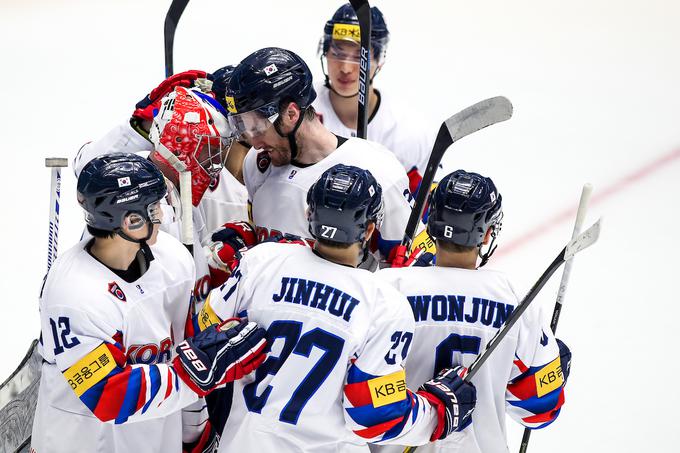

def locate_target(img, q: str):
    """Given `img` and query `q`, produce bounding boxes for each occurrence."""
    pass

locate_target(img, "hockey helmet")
[307,164,384,244]
[149,86,233,206]
[77,153,167,232]
[427,169,503,246]
[210,64,236,112]
[319,3,389,65]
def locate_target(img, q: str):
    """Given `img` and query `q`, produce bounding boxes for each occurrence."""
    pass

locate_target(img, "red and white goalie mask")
[150,86,233,206]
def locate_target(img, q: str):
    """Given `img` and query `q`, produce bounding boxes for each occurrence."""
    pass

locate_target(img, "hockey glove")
[131,70,209,136]
[173,319,267,397]
[207,221,257,286]
[388,245,424,268]
[556,338,572,383]
[417,366,477,441]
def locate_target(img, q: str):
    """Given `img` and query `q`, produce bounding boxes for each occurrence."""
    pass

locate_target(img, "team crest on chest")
[108,282,127,302]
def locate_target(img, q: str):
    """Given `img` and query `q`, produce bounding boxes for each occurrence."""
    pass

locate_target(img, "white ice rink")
[1,0,679,451]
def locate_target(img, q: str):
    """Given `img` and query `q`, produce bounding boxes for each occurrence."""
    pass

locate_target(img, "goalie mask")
[150,86,233,206]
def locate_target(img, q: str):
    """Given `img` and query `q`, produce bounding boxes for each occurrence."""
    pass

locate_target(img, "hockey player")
[194,164,477,452]
[72,72,251,306]
[31,153,267,453]
[313,3,432,193]
[224,47,413,266]
[375,170,572,453]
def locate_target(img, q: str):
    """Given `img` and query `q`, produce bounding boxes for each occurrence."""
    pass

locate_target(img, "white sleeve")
[377,173,412,243]
[342,284,437,446]
[73,121,153,178]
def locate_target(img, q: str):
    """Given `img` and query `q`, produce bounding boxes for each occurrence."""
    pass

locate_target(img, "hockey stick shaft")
[45,158,68,273]
[466,218,600,381]
[403,218,601,453]
[164,0,190,77]
[402,96,513,249]
[518,183,592,453]
[349,0,371,139]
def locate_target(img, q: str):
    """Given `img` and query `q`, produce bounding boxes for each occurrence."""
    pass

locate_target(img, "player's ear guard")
[417,366,477,441]
[173,319,267,397]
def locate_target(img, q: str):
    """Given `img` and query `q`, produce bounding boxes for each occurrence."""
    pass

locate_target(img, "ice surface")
[1,0,679,451]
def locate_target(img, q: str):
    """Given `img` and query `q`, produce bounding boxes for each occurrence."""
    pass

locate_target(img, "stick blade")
[564,217,602,260]
[445,96,513,143]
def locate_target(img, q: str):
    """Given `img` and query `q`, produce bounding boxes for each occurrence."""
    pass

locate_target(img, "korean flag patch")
[117,177,131,188]
[264,63,278,76]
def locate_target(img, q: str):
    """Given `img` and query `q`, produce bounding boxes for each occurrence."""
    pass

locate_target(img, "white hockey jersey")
[72,121,214,310]
[312,85,433,191]
[199,167,249,232]
[243,137,412,258]
[196,242,439,452]
[31,231,199,453]
[374,266,566,453]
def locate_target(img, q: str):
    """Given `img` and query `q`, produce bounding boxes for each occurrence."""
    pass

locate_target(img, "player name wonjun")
[408,294,515,328]
[272,276,361,322]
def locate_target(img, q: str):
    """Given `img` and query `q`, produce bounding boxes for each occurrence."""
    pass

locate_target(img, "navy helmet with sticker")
[210,64,236,112]
[320,3,389,63]
[77,153,167,231]
[307,164,384,244]
[226,47,316,118]
[427,169,503,248]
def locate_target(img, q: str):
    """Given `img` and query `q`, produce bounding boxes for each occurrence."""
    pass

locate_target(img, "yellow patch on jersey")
[410,229,437,255]
[198,295,222,331]
[367,369,407,408]
[332,23,361,43]
[225,96,237,113]
[535,356,564,397]
[63,343,117,397]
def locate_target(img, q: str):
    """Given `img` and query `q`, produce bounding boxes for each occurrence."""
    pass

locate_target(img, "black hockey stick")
[401,96,513,252]
[349,0,371,139]
[404,218,602,453]
[164,0,190,77]
[518,183,592,453]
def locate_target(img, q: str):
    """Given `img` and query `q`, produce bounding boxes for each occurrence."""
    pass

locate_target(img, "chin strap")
[273,111,306,160]
[115,222,155,273]
[478,228,499,268]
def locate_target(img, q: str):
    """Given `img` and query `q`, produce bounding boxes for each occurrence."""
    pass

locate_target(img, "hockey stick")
[400,97,513,255]
[404,218,601,453]
[518,183,593,453]
[164,0,190,77]
[155,147,194,254]
[45,158,68,272]
[349,0,371,139]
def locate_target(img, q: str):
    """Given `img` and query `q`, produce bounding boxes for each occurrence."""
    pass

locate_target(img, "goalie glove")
[173,319,267,397]
[417,367,476,441]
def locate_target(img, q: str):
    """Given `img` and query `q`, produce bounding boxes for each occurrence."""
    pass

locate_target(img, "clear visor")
[125,201,164,231]
[320,37,388,65]
[227,110,279,142]
[194,134,232,177]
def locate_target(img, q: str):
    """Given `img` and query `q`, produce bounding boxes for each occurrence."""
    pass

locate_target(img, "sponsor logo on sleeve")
[535,356,564,397]
[367,369,407,408]
[198,295,222,331]
[63,343,117,396]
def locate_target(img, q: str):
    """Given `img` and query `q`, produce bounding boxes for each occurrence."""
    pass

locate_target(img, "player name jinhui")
[272,277,360,322]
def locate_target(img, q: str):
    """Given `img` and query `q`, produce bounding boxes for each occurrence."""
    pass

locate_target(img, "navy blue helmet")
[226,47,316,118]
[307,164,384,244]
[427,170,503,248]
[210,64,236,112]
[77,153,167,232]
[320,3,389,63]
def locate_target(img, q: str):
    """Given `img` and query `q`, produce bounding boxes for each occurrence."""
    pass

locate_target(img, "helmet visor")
[227,109,279,142]
[126,200,164,231]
